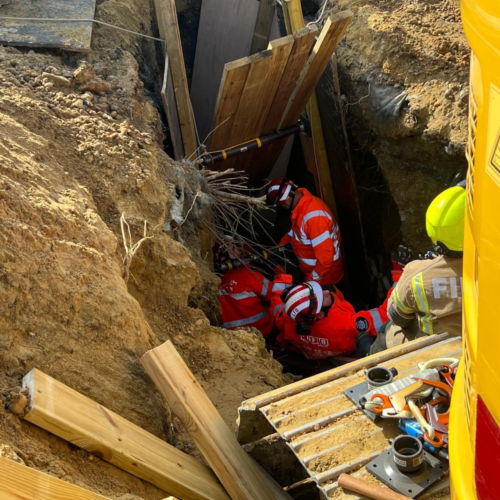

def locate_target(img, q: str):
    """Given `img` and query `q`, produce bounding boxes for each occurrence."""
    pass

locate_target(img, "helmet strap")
[434,241,463,258]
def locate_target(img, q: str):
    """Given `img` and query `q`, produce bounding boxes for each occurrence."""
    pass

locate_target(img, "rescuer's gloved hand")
[283,243,293,251]
[392,245,414,266]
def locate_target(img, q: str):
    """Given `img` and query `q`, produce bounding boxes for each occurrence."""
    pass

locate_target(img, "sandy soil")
[0,7,286,497]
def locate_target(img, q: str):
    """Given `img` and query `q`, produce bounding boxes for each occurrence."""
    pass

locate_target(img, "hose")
[417,357,459,370]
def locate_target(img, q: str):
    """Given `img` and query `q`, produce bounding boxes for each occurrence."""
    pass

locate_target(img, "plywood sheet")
[0,0,96,52]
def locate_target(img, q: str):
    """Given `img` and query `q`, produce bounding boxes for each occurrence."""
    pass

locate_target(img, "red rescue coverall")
[218,266,273,338]
[280,188,343,285]
[270,277,389,359]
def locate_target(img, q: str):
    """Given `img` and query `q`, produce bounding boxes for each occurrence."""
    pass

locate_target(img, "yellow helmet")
[426,186,466,252]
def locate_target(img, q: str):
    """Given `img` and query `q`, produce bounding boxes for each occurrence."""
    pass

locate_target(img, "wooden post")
[161,54,185,160]
[282,0,338,215]
[0,456,112,500]
[250,0,276,55]
[154,0,198,157]
[141,341,293,500]
[23,369,230,500]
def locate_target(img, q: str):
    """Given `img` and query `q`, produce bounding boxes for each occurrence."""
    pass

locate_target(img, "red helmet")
[283,281,324,322]
[265,178,296,207]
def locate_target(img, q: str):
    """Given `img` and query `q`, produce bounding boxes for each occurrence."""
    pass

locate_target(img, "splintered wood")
[238,334,458,499]
[208,11,352,184]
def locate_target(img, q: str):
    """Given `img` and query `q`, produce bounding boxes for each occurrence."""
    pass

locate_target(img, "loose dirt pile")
[0,11,285,500]
[317,0,469,252]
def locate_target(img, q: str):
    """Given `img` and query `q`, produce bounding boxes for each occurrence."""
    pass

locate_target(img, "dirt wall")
[0,1,286,497]
[312,0,469,253]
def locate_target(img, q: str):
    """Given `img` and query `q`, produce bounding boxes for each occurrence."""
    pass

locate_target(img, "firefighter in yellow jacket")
[371,186,465,353]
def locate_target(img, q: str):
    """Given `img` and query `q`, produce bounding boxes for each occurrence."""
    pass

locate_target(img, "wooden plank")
[22,369,230,500]
[154,0,198,157]
[0,0,96,52]
[208,58,252,151]
[250,0,276,55]
[263,27,318,133]
[191,0,260,142]
[224,28,316,182]
[0,456,112,500]
[315,54,371,293]
[224,49,275,149]
[279,11,353,129]
[162,55,185,160]
[239,333,451,412]
[233,35,295,173]
[141,341,293,500]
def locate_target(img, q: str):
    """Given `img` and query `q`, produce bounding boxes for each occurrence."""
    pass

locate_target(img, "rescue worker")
[270,276,388,359]
[265,179,343,285]
[216,241,273,339]
[370,186,465,353]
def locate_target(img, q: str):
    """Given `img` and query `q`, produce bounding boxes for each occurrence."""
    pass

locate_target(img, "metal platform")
[238,334,460,499]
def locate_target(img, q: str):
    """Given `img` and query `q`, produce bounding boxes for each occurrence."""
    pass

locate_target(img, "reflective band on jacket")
[298,257,317,266]
[223,310,269,329]
[272,282,287,292]
[261,278,270,297]
[311,231,331,247]
[412,272,434,335]
[368,308,383,333]
[274,304,284,316]
[219,290,257,300]
[393,286,414,315]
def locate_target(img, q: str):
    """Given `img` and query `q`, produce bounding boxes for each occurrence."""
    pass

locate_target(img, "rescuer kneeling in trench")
[370,185,465,354]
[269,276,389,359]
[215,239,274,340]
[265,178,343,286]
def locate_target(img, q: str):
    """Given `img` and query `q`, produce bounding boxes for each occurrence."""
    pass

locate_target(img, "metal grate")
[465,87,478,218]
[256,337,462,498]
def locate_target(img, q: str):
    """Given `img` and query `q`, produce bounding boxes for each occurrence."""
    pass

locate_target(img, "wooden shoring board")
[218,48,274,172]
[232,35,295,175]
[250,0,276,55]
[279,11,353,129]
[190,0,260,143]
[0,0,96,52]
[22,369,230,500]
[239,26,318,185]
[154,0,197,157]
[161,54,185,160]
[263,27,318,133]
[141,340,294,500]
[208,58,252,152]
[0,456,112,500]
[259,337,461,496]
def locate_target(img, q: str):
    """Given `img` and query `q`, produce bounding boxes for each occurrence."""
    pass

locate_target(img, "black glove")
[391,245,414,266]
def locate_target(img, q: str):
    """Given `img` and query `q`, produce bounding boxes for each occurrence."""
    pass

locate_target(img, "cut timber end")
[0,456,112,500]
[22,369,230,500]
[141,340,293,500]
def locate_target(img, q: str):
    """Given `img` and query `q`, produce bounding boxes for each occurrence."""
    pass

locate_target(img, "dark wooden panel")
[0,0,96,51]
[190,0,260,142]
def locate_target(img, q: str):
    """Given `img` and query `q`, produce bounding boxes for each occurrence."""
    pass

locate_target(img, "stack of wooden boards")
[208,11,352,186]
[11,345,293,500]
